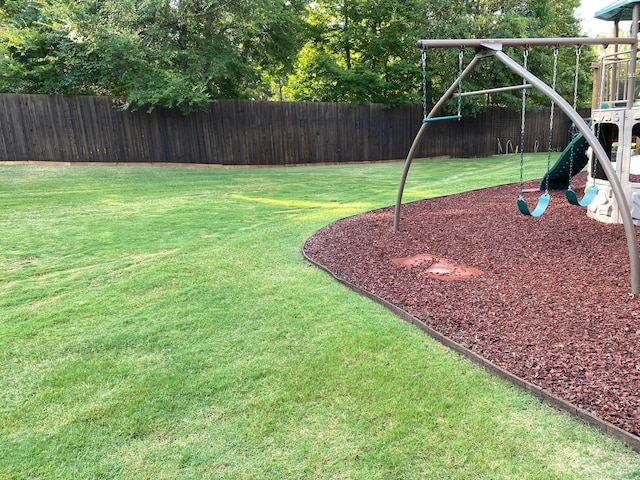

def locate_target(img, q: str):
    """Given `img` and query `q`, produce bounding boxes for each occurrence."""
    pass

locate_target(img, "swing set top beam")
[417,37,637,49]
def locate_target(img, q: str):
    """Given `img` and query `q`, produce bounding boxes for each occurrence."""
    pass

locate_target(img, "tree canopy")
[0,0,306,111]
[285,0,594,111]
[0,0,596,112]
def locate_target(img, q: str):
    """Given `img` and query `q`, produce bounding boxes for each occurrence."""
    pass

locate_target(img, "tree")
[467,0,595,110]
[0,0,596,111]
[0,0,307,112]
[0,0,93,95]
[283,0,428,104]
[284,0,595,110]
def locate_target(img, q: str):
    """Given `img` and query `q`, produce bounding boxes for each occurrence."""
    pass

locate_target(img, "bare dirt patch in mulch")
[303,173,640,437]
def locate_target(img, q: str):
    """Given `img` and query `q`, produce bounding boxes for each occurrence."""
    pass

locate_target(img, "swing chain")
[573,45,582,112]
[457,48,464,116]
[567,45,582,186]
[544,46,559,193]
[518,47,529,197]
[591,53,608,178]
[421,48,428,122]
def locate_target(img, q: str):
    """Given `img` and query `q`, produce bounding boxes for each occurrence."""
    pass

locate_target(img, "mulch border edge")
[302,248,640,454]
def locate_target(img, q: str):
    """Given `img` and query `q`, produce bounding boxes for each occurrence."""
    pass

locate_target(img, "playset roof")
[596,0,640,22]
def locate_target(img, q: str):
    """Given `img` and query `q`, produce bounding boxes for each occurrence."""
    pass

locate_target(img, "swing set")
[392,30,640,293]
[516,45,599,215]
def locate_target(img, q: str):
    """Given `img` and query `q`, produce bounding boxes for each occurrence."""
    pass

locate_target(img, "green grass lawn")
[2,155,640,479]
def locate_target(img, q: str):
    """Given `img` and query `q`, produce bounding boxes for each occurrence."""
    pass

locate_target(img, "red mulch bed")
[303,173,640,437]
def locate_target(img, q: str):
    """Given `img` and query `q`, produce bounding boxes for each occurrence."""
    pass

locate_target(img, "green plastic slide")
[540,124,591,191]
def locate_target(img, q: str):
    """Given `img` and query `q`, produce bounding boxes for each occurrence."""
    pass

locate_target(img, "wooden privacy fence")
[0,94,585,166]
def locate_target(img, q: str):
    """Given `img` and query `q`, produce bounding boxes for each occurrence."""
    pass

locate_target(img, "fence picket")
[0,94,584,166]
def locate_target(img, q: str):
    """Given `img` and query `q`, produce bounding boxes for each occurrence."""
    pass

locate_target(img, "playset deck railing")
[597,47,640,109]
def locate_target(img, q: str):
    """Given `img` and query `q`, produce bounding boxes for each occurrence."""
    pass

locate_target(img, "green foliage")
[0,0,90,94]
[463,0,595,111]
[0,0,597,111]
[284,0,427,105]
[285,0,595,110]
[0,0,307,112]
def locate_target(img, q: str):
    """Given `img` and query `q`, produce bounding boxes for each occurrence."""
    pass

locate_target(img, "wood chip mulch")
[303,173,640,437]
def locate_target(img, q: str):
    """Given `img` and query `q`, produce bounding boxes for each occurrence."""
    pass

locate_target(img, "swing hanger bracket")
[478,42,502,54]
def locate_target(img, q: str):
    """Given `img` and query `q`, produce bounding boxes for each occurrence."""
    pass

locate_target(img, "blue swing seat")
[517,193,551,217]
[565,184,597,207]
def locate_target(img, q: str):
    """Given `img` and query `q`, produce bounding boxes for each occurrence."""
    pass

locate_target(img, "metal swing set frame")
[393,3,640,293]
